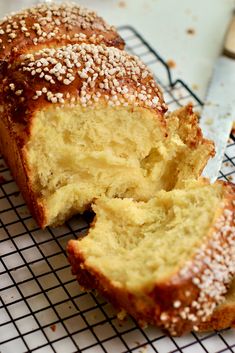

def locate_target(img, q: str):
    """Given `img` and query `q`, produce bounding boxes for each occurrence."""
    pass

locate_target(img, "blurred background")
[0,0,234,100]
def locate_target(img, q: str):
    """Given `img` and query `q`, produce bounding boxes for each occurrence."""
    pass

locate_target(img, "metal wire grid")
[0,26,234,353]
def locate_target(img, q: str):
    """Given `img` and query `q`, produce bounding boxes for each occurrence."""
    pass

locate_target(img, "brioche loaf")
[67,180,235,336]
[1,3,234,337]
[0,40,214,227]
[0,2,124,60]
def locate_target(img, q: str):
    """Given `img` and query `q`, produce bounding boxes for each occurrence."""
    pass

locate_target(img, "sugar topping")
[8,43,165,111]
[159,200,235,335]
[0,2,121,54]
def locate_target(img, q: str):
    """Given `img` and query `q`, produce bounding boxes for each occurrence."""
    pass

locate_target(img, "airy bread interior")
[26,105,213,226]
[73,180,224,292]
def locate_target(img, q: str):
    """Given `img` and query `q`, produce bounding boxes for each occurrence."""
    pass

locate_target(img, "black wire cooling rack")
[0,26,235,353]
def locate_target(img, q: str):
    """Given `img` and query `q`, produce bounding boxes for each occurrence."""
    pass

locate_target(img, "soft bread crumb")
[26,105,213,226]
[79,181,225,289]
[67,180,235,335]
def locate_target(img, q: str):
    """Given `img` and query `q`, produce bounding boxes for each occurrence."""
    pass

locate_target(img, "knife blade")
[200,11,235,182]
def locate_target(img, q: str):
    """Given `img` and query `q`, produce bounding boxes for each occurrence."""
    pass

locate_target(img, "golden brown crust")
[0,2,124,60]
[198,303,235,331]
[167,105,215,182]
[198,275,235,332]
[168,104,215,152]
[0,112,46,227]
[1,43,166,131]
[67,182,235,336]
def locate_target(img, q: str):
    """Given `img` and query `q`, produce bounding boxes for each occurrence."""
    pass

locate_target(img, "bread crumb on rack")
[167,59,176,68]
[50,324,57,332]
[117,309,127,321]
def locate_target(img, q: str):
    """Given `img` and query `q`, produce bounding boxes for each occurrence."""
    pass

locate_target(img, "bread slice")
[198,278,235,331]
[67,180,235,336]
[0,41,213,227]
[0,2,124,60]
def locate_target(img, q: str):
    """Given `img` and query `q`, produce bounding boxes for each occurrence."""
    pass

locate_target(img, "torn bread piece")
[67,180,235,336]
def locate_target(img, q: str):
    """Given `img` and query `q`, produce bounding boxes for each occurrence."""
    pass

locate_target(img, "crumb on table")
[118,1,126,8]
[205,118,213,126]
[186,28,195,35]
[192,83,199,90]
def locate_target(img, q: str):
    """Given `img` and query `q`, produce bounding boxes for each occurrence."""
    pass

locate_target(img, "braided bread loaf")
[0,2,234,336]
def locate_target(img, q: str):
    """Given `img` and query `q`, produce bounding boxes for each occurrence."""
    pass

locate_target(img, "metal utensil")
[200,11,235,182]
